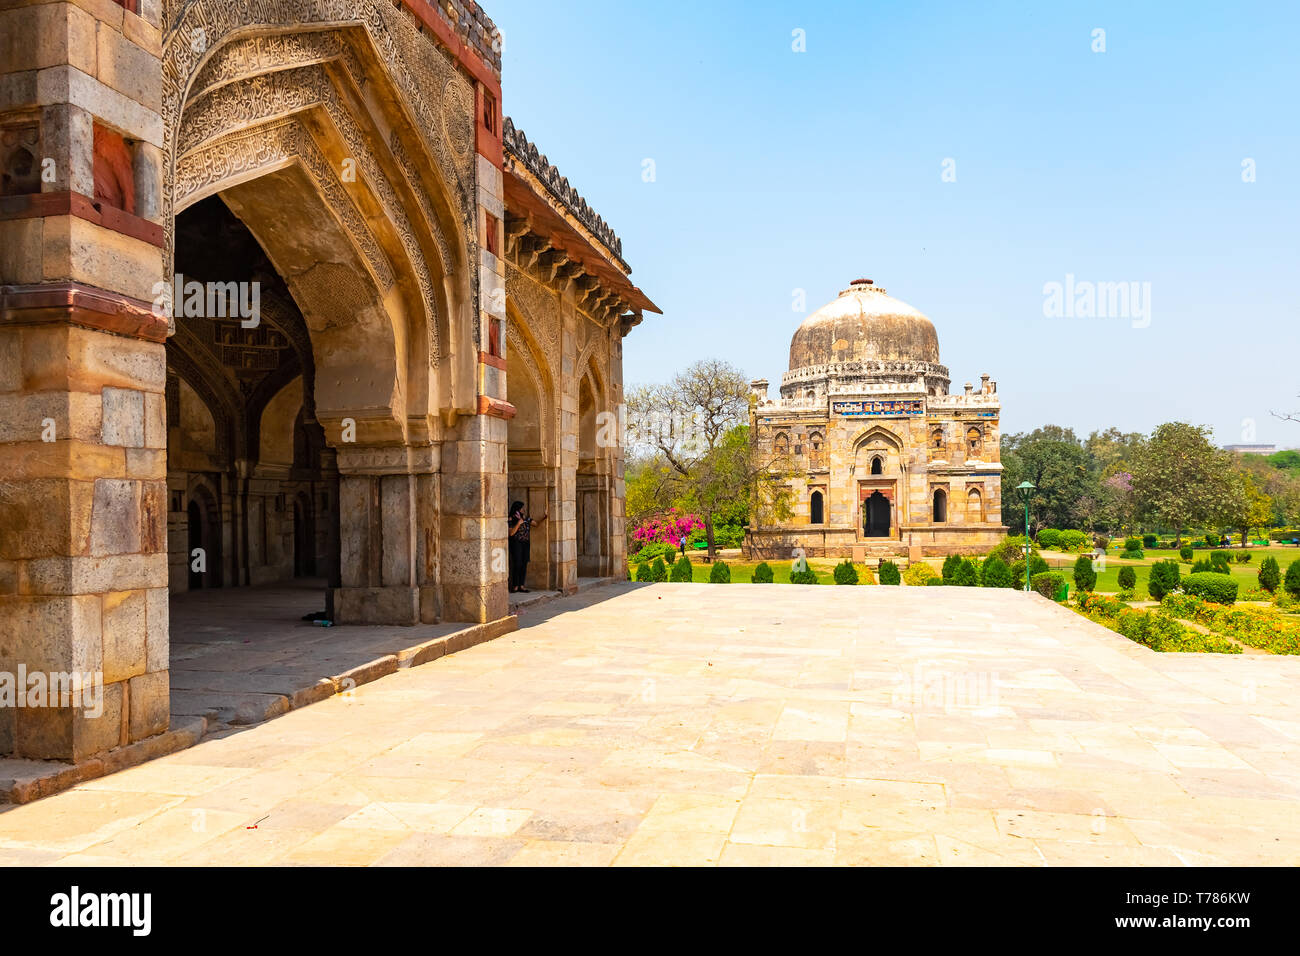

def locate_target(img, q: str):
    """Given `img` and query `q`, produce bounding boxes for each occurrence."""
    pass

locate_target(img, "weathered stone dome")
[788,279,941,371]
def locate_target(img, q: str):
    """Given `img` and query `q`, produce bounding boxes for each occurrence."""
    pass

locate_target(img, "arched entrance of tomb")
[863,491,892,537]
[577,364,611,578]
[505,301,559,591]
[162,7,480,636]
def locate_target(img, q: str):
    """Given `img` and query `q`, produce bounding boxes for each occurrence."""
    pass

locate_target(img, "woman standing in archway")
[509,499,548,593]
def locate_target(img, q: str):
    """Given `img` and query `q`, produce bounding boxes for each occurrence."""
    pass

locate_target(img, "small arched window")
[774,432,789,456]
[871,456,883,475]
[968,487,984,523]
[810,490,824,525]
[933,488,948,523]
[930,427,945,458]
[966,426,984,458]
[809,432,824,469]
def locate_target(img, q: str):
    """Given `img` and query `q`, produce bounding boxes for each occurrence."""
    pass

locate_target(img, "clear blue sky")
[487,0,1300,447]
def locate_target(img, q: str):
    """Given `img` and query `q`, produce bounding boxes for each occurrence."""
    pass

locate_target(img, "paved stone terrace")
[2,583,1299,866]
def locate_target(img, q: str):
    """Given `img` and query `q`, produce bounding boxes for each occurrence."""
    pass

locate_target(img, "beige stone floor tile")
[612,829,727,866]
[449,807,534,837]
[638,792,743,834]
[507,840,622,866]
[833,830,940,866]
[335,801,476,833]
[728,797,840,850]
[994,809,1139,845]
[278,825,413,865]
[73,763,257,796]
[719,842,836,866]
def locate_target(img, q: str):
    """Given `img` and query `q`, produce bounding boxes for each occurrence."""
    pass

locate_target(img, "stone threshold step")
[0,612,519,805]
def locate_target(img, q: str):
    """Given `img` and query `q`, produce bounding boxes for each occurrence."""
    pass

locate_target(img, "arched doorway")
[864,492,891,537]
[933,488,948,523]
[810,490,824,524]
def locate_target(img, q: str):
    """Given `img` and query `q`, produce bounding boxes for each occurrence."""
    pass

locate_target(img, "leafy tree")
[1001,426,1100,534]
[1220,472,1273,548]
[1130,423,1236,546]
[1267,449,1300,470]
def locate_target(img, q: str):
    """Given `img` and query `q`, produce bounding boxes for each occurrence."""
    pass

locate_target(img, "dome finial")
[850,278,873,286]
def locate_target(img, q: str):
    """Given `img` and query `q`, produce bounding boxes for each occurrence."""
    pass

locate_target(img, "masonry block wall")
[0,0,170,760]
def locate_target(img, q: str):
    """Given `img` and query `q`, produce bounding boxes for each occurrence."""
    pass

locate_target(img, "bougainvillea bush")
[631,509,704,554]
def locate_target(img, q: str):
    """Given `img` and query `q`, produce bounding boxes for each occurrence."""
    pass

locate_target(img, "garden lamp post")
[1017,481,1036,592]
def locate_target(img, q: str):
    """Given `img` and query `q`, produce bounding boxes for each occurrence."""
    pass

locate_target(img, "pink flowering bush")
[632,508,704,552]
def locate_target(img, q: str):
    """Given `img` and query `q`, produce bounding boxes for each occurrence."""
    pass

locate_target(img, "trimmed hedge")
[1073,554,1097,592]
[670,555,692,582]
[649,557,668,583]
[1286,559,1300,599]
[1031,571,1066,600]
[1120,549,1144,560]
[753,561,774,584]
[708,560,731,584]
[790,568,819,585]
[904,562,939,586]
[634,560,651,582]
[951,558,979,587]
[1142,534,1158,548]
[1123,537,1143,552]
[1182,572,1238,605]
[1059,530,1088,552]
[632,541,677,563]
[1258,556,1281,593]
[1147,560,1181,601]
[1036,528,1062,549]
[833,560,859,585]
[879,560,901,585]
[941,554,962,581]
[1179,546,1194,561]
[981,556,1013,588]
[1117,565,1137,591]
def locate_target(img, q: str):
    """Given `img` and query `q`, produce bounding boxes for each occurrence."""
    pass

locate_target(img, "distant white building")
[1223,443,1279,455]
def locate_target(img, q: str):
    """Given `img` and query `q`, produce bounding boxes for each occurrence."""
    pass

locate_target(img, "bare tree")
[627,359,790,560]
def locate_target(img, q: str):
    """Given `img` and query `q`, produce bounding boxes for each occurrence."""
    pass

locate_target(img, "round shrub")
[790,568,819,585]
[1182,572,1239,605]
[1120,549,1144,560]
[634,561,651,582]
[753,561,774,584]
[1142,534,1158,548]
[649,557,668,582]
[904,561,939,586]
[1286,559,1300,599]
[1179,545,1194,561]
[1031,571,1066,600]
[1258,556,1281,593]
[1234,551,1252,564]
[879,560,901,585]
[941,554,962,581]
[1011,554,1051,591]
[708,560,731,584]
[1189,559,1214,575]
[833,560,859,585]
[1118,565,1137,590]
[1147,560,1181,601]
[1059,530,1089,552]
[1205,533,1220,547]
[1036,529,1062,550]
[1073,554,1097,592]
[1123,537,1143,553]
[951,558,979,587]
[670,555,693,582]
[981,556,1013,588]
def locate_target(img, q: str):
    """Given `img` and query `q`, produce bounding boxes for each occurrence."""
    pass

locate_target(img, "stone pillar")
[608,328,628,578]
[0,0,168,760]
[555,293,579,592]
[334,444,440,625]
[440,415,507,622]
